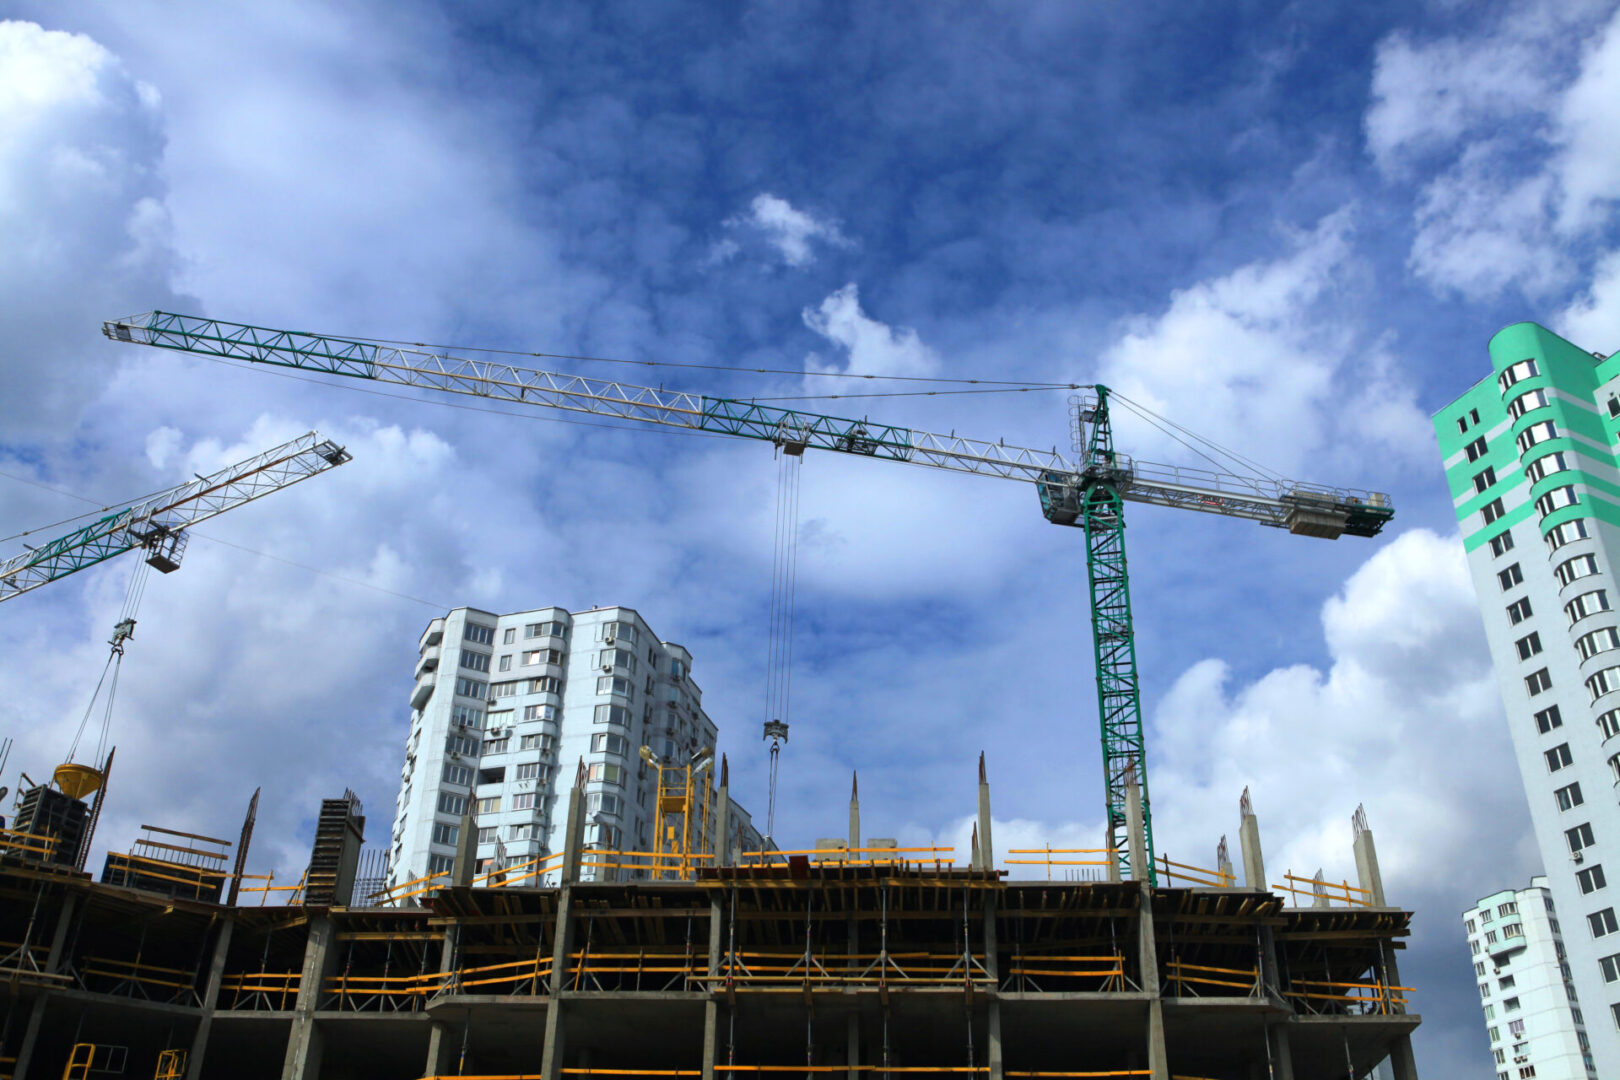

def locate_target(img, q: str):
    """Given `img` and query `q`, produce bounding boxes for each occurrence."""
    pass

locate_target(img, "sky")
[1,1,1618,1073]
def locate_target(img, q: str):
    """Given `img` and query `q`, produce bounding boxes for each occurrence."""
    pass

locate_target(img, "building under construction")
[0,758,1418,1080]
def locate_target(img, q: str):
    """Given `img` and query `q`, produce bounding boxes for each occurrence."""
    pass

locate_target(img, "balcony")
[414,645,440,680]
[411,671,435,710]
[1486,927,1526,959]
[419,618,445,652]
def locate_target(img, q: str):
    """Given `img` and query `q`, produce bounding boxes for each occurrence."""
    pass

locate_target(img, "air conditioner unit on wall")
[604,632,616,645]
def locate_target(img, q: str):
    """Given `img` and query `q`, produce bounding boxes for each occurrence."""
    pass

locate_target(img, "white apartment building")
[388,604,762,890]
[1464,878,1595,1079]
[1437,323,1620,1074]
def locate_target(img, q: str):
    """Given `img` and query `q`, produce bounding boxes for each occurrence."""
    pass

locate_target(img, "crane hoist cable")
[65,561,148,768]
[762,444,804,841]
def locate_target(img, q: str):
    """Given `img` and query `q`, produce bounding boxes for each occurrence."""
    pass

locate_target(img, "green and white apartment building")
[1437,323,1620,1078]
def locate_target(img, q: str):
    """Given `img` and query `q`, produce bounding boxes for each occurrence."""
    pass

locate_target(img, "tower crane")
[0,430,352,604]
[102,311,1393,880]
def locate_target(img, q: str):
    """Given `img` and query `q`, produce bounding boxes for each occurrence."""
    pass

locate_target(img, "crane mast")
[103,310,1392,881]
[0,431,352,603]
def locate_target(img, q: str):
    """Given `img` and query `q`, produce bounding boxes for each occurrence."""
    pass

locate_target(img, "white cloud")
[802,282,939,380]
[1094,209,1430,479]
[1559,249,1620,352]
[0,19,186,440]
[716,193,851,267]
[1366,2,1620,300]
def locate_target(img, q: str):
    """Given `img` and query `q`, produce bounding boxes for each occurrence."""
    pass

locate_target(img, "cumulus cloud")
[802,282,939,380]
[1559,249,1620,352]
[1095,209,1430,479]
[714,193,851,267]
[1366,1,1620,300]
[0,19,187,440]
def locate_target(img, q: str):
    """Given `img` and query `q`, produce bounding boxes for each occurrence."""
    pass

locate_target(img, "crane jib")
[697,397,917,462]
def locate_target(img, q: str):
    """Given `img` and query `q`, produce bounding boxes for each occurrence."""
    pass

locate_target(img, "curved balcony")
[411,671,435,710]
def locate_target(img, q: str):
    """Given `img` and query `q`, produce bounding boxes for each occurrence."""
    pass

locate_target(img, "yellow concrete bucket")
[53,762,104,800]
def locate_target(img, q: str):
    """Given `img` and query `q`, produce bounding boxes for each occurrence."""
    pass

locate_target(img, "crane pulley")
[103,310,1392,881]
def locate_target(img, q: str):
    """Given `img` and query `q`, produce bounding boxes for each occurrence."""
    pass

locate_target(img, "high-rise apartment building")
[1464,877,1595,1078]
[1437,322,1620,1075]
[388,604,762,891]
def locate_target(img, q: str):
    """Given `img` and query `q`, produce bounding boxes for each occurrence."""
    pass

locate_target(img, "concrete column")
[540,884,576,1080]
[185,918,235,1080]
[716,757,733,869]
[1217,836,1235,889]
[702,896,723,1080]
[983,892,1003,1080]
[1239,810,1266,891]
[1266,1024,1296,1080]
[424,925,461,1076]
[970,823,982,872]
[846,1013,861,1080]
[561,782,586,884]
[452,811,478,886]
[15,891,80,1080]
[1353,822,1387,907]
[281,915,337,1080]
[1125,775,1148,883]
[849,772,861,853]
[1136,882,1168,1080]
[1311,870,1330,909]
[977,754,994,875]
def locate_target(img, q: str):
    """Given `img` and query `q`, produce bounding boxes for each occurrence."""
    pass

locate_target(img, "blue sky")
[3,1,1620,1073]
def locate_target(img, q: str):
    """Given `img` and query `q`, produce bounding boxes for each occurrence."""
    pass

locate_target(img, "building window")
[593,732,630,756]
[1516,632,1543,660]
[1507,597,1533,624]
[1587,666,1620,702]
[1568,590,1612,625]
[1569,823,1597,854]
[1591,909,1619,937]
[484,736,510,755]
[596,676,633,698]
[1498,358,1540,393]
[437,793,467,816]
[1506,388,1550,421]
[1499,974,1516,990]
[1601,712,1620,741]
[1526,450,1574,484]
[499,654,513,672]
[428,853,455,875]
[1475,960,1486,976]
[1481,979,1492,997]
[1604,954,1620,983]
[598,621,639,644]
[524,703,557,722]
[1490,531,1515,558]
[503,627,516,644]
[1577,627,1620,662]
[587,793,623,816]
[454,677,487,700]
[1546,742,1574,770]
[476,796,501,814]
[1471,940,1481,955]
[1503,996,1520,1012]
[531,676,561,695]
[442,763,473,787]
[1527,668,1553,696]
[593,703,633,726]
[1517,420,1559,454]
[477,826,498,844]
[1557,553,1602,587]
[1465,434,1489,461]
[463,623,495,645]
[526,620,569,640]
[588,762,625,786]
[451,705,484,729]
[431,822,459,846]
[521,733,550,751]
[515,762,542,781]
[1500,564,1525,591]
[1474,466,1498,493]
[1534,705,1563,733]
[445,733,480,756]
[510,823,537,840]
[1483,497,1507,526]
[1580,865,1608,894]
[1536,485,1581,518]
[1547,519,1592,552]
[1466,918,1477,934]
[524,648,564,666]
[512,792,537,810]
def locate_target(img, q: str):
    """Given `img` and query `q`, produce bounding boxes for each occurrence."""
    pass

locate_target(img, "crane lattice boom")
[0,431,352,603]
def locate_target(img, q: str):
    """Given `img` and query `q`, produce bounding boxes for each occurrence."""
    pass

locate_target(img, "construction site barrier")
[1270,872,1371,908]
[235,870,307,906]
[739,846,956,871]
[1154,854,1234,889]
[220,970,301,1010]
[78,955,203,1005]
[1005,848,1116,880]
[1282,977,1411,1015]
[1002,953,1130,991]
[1164,959,1259,996]
[0,828,57,861]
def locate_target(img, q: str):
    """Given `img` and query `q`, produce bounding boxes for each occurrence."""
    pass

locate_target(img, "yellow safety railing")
[1282,977,1411,1015]
[0,828,57,861]
[1005,848,1116,880]
[104,852,227,894]
[236,869,307,906]
[475,851,566,888]
[1164,959,1259,996]
[1003,953,1128,991]
[738,846,956,871]
[1271,872,1371,908]
[323,967,448,1004]
[219,970,301,1010]
[577,849,715,879]
[154,1049,187,1080]
[445,956,552,995]
[1154,854,1235,889]
[78,955,202,1004]
[701,950,991,989]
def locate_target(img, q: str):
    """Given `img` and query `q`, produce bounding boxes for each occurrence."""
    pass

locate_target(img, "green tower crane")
[102,311,1392,880]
